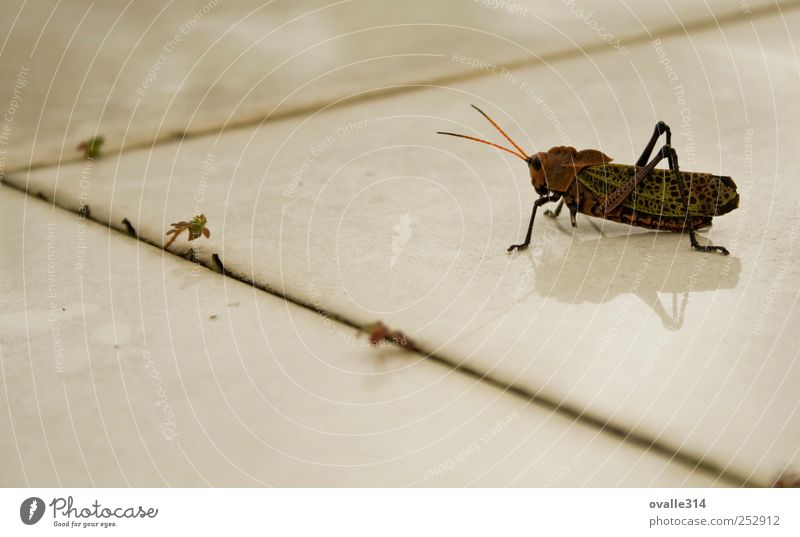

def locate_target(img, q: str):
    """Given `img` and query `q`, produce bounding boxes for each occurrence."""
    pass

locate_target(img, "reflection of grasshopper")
[529,235,741,330]
[439,106,739,254]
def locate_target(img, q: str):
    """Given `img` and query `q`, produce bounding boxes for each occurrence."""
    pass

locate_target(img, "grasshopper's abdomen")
[572,164,739,231]
[590,202,713,231]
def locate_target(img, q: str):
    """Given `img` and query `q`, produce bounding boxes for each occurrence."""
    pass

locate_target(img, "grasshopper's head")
[527,152,550,196]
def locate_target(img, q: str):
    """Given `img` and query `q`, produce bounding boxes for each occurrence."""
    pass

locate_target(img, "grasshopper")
[438,106,739,255]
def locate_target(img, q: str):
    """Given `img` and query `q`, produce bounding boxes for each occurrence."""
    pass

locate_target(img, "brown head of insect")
[527,152,554,196]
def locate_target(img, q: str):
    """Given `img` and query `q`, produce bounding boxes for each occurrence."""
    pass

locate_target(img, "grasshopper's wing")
[577,164,738,217]
[575,164,633,208]
[668,171,739,216]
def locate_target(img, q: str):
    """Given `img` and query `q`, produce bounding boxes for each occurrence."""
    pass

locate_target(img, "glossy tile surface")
[0,0,780,171]
[1,187,727,486]
[4,2,798,487]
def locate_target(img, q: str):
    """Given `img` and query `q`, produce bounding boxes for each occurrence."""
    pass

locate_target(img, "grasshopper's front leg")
[544,200,564,218]
[508,194,561,252]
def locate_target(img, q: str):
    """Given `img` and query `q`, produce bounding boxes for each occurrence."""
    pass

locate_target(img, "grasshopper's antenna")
[470,104,528,158]
[437,132,528,161]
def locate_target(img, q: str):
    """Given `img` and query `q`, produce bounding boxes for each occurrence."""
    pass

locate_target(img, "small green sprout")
[77,136,104,159]
[165,214,211,249]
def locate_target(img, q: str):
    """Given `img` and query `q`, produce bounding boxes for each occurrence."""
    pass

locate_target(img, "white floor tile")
[0,187,725,486]
[10,9,800,486]
[0,0,777,171]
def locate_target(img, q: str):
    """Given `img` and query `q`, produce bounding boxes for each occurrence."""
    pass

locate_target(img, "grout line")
[2,177,754,487]
[8,0,800,176]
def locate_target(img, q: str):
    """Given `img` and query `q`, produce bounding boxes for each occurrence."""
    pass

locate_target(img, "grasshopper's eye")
[530,156,542,171]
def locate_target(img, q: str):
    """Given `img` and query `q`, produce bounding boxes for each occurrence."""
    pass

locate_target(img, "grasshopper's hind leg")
[637,121,672,167]
[663,146,729,255]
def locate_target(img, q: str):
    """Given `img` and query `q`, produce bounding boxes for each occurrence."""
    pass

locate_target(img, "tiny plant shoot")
[165,214,211,249]
[77,136,104,159]
[438,106,739,255]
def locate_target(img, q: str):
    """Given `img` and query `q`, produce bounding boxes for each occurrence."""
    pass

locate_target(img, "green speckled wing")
[576,164,738,217]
